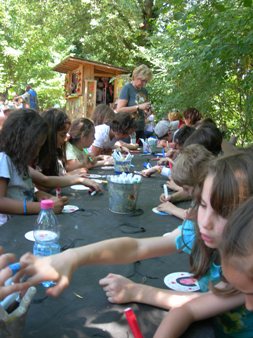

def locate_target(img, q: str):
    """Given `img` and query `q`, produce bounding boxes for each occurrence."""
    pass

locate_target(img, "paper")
[152,207,171,215]
[164,272,200,292]
[70,185,89,190]
[24,231,35,242]
[62,205,79,213]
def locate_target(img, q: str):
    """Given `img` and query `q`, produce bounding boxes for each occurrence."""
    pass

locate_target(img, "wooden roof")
[53,56,129,77]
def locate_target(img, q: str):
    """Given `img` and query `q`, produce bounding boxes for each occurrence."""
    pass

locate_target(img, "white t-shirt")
[91,124,116,151]
[0,152,35,225]
[145,114,155,132]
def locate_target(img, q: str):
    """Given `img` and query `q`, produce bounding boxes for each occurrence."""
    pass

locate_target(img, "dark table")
[0,153,215,338]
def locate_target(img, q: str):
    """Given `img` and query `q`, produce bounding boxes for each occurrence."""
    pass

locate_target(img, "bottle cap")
[40,199,54,209]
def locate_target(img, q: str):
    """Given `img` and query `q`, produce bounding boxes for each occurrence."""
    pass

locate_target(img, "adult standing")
[116,64,152,142]
[21,84,39,110]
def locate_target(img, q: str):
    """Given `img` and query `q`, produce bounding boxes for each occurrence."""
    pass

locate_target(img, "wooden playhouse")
[53,56,129,120]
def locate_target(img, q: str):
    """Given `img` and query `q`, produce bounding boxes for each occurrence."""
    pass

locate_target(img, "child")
[0,109,67,225]
[153,152,253,338]
[90,112,137,156]
[66,117,113,172]
[66,117,96,171]
[19,152,253,337]
[156,144,214,219]
[220,196,253,312]
[37,109,101,192]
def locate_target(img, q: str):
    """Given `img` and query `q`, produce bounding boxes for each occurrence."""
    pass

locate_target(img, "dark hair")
[191,152,253,279]
[0,109,48,176]
[183,124,222,155]
[109,112,137,134]
[174,125,195,148]
[69,118,94,145]
[38,109,71,176]
[183,108,202,125]
[92,104,115,126]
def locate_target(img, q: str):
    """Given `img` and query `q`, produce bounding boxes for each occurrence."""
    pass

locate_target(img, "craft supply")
[124,307,143,338]
[62,205,79,213]
[163,184,169,199]
[56,187,62,198]
[152,207,171,216]
[70,185,89,190]
[83,148,93,162]
[0,263,22,310]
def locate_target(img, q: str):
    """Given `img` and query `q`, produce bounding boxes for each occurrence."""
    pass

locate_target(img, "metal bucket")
[108,180,142,214]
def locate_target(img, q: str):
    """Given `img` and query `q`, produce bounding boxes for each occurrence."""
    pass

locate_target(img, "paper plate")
[164,272,200,292]
[86,174,102,179]
[101,166,114,170]
[24,231,35,242]
[62,205,79,213]
[152,207,171,216]
[70,185,89,191]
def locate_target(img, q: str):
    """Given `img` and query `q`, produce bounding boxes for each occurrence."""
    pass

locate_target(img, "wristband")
[23,198,27,214]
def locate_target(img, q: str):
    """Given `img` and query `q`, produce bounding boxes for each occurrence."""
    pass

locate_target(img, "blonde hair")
[168,111,181,121]
[132,65,152,82]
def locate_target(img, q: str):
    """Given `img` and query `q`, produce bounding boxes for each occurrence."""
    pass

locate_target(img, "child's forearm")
[154,307,193,338]
[0,197,40,215]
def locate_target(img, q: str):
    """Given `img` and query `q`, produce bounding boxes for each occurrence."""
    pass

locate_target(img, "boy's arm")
[154,291,245,338]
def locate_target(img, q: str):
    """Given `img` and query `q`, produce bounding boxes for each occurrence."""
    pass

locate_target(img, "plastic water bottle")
[33,199,60,288]
[130,132,136,144]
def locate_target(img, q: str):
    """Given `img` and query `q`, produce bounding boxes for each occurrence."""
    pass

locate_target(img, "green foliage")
[0,0,252,144]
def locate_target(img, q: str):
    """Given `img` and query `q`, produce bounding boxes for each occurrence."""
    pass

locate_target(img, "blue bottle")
[33,199,60,287]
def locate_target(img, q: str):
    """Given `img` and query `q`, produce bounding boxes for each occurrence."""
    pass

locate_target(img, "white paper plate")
[152,207,171,216]
[86,174,102,179]
[62,205,79,213]
[164,272,200,292]
[101,166,114,170]
[24,231,35,242]
[70,185,89,191]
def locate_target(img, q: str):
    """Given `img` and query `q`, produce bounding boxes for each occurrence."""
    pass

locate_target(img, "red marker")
[124,307,144,338]
[56,187,62,198]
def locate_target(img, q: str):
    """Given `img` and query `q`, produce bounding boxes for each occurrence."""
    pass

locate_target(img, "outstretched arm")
[19,230,180,297]
[154,291,245,338]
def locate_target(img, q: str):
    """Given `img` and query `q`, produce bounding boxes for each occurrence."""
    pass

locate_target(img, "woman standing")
[116,64,152,142]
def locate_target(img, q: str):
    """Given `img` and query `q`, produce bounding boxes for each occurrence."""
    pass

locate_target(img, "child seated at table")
[0,109,67,225]
[19,152,253,338]
[156,144,214,220]
[90,112,137,156]
[66,117,114,172]
[37,109,101,192]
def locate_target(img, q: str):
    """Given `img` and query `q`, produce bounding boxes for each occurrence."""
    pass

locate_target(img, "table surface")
[0,153,215,338]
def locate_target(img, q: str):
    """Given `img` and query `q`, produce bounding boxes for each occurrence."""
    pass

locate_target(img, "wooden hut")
[53,56,129,120]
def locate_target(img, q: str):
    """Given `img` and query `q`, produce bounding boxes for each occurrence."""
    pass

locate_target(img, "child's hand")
[52,196,68,214]
[0,247,29,300]
[157,201,175,214]
[166,179,181,192]
[19,250,76,297]
[141,167,157,177]
[160,193,171,203]
[80,178,103,192]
